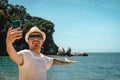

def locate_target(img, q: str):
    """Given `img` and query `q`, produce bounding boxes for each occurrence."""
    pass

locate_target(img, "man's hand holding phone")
[6,20,22,44]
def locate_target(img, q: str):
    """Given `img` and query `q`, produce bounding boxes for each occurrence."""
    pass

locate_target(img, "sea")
[0,52,120,80]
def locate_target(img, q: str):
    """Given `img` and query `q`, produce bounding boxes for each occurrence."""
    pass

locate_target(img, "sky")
[9,0,120,52]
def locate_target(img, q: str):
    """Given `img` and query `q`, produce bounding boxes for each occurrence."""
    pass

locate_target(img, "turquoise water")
[0,53,120,80]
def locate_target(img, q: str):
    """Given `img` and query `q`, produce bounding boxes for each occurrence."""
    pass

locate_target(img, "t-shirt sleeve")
[45,56,53,70]
[17,50,29,67]
[17,50,26,55]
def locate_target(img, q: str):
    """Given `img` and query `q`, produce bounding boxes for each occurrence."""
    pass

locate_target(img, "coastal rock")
[57,47,75,56]
[57,47,65,56]
[78,52,88,56]
[57,47,88,57]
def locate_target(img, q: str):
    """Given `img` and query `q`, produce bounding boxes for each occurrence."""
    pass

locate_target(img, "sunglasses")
[29,34,42,40]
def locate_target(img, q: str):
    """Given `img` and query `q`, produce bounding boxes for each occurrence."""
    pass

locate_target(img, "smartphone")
[12,20,21,29]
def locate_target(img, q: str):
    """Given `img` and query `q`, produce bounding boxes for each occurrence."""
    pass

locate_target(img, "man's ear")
[27,40,30,45]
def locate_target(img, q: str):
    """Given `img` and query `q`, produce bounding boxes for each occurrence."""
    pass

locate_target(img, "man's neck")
[30,48,41,54]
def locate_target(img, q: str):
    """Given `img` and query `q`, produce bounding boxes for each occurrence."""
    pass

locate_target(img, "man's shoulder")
[18,49,30,54]
[41,54,53,60]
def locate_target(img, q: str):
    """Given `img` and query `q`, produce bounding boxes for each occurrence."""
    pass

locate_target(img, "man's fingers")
[15,35,23,40]
[64,57,77,64]
[12,33,22,39]
[71,61,77,63]
[7,27,12,34]
[8,28,22,41]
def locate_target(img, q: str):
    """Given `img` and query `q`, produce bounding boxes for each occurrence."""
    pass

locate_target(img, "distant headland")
[57,47,88,56]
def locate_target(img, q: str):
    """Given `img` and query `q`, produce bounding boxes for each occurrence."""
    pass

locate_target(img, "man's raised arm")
[6,27,23,66]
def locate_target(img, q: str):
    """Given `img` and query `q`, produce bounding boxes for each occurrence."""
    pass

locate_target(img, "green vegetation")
[0,0,58,56]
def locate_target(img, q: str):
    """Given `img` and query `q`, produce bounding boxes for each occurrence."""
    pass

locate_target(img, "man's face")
[28,32,43,49]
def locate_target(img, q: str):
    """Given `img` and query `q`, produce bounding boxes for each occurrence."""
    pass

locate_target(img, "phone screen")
[12,20,21,29]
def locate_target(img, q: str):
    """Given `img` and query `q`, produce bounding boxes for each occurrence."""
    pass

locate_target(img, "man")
[6,26,76,80]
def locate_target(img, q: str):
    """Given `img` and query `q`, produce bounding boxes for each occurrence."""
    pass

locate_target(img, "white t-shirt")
[18,49,53,80]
